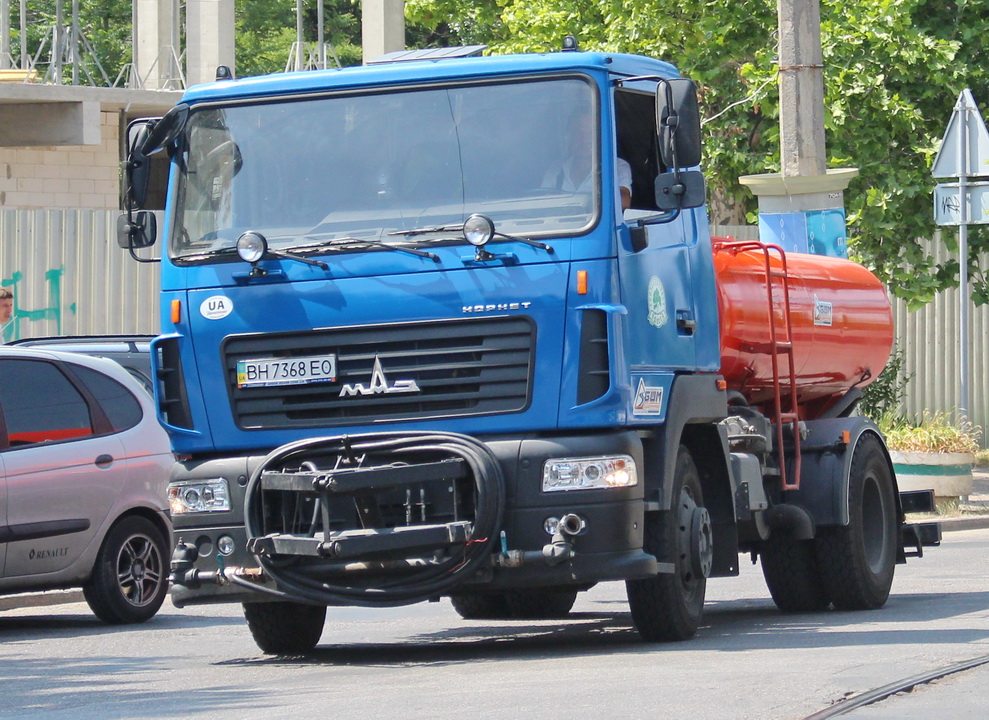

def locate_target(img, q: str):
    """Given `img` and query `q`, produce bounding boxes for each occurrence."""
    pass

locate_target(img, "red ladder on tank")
[720,240,802,491]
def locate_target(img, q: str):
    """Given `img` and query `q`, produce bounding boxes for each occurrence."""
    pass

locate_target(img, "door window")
[0,359,93,446]
[71,365,143,432]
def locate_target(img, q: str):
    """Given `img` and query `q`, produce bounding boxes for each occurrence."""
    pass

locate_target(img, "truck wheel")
[449,592,513,620]
[815,434,897,610]
[626,445,710,641]
[760,536,830,612]
[504,589,578,619]
[83,516,168,624]
[243,601,326,654]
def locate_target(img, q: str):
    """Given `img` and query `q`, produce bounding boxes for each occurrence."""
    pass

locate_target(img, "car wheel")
[243,601,327,654]
[83,516,169,624]
[626,445,710,641]
[449,592,513,620]
[815,434,898,610]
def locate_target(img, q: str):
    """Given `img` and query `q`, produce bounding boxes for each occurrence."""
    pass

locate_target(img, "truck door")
[614,86,700,371]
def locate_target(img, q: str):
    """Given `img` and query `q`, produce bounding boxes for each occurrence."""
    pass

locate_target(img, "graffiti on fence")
[1,268,76,342]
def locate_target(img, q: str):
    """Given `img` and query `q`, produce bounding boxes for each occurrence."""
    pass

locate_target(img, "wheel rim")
[115,533,165,607]
[676,487,708,591]
[860,473,890,573]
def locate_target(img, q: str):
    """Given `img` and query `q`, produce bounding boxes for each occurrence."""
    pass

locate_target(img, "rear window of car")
[0,359,93,445]
[71,364,143,432]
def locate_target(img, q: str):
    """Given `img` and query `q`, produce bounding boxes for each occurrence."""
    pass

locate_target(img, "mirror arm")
[128,244,160,264]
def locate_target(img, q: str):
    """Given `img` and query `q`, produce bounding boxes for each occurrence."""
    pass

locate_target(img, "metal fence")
[3,212,983,444]
[1,209,160,340]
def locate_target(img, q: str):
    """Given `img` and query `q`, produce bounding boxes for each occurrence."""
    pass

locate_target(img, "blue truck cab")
[119,47,937,653]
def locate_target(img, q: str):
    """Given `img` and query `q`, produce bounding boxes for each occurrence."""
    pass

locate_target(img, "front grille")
[224,316,535,429]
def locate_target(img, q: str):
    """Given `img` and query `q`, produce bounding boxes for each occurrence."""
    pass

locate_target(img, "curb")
[939,515,989,532]
[0,589,83,612]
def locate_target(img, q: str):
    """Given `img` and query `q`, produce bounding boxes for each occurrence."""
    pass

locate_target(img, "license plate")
[237,354,337,388]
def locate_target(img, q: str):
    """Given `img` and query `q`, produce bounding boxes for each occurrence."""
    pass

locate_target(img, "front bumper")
[169,430,658,607]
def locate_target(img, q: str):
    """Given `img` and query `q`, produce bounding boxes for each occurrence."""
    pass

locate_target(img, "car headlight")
[236,231,267,263]
[463,214,495,247]
[542,455,637,492]
[168,478,232,514]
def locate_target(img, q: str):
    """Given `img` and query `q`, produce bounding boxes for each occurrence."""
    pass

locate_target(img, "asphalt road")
[1,528,987,720]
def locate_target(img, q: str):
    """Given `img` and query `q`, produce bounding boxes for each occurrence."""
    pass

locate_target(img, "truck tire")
[504,589,578,619]
[760,536,830,612]
[242,601,326,654]
[626,445,709,641]
[83,516,168,624]
[449,592,513,620]
[815,434,897,610]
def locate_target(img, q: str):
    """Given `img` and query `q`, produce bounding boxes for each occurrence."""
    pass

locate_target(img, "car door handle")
[95,454,114,468]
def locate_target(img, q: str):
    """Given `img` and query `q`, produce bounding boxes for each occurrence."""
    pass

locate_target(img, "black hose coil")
[238,431,505,607]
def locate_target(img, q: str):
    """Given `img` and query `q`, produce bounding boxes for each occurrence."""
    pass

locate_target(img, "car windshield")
[169,76,599,261]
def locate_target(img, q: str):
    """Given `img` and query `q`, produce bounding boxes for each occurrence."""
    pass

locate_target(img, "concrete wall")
[0,110,119,210]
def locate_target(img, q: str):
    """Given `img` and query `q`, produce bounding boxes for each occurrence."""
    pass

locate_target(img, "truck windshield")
[170,76,599,261]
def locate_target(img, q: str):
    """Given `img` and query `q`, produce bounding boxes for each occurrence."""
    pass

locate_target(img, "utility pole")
[1,0,10,69]
[777,0,826,177]
[362,0,405,65]
[740,0,857,259]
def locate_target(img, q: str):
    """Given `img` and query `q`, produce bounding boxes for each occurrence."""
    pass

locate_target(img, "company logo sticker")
[200,295,233,320]
[813,294,833,327]
[632,378,664,416]
[647,276,668,329]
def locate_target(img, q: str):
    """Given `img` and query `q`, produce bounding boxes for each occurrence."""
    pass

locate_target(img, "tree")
[406,0,989,308]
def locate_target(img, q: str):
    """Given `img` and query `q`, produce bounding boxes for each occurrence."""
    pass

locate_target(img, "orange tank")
[712,241,893,419]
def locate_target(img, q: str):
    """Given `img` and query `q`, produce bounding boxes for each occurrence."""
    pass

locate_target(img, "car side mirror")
[656,78,702,169]
[117,211,158,250]
[123,119,157,210]
[655,170,705,211]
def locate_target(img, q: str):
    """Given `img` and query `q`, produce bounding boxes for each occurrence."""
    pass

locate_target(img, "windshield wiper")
[177,240,329,270]
[175,246,239,262]
[292,236,440,261]
[389,222,552,252]
[387,224,465,238]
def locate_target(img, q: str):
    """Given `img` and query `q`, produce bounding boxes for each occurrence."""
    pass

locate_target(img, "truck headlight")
[168,478,232,514]
[542,455,637,492]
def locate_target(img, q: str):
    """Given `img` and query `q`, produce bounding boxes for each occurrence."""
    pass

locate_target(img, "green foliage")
[859,344,912,422]
[879,411,981,453]
[406,0,989,308]
[12,1,989,307]
[7,0,132,84]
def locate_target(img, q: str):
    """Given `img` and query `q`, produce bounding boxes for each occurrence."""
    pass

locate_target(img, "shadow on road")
[214,590,989,669]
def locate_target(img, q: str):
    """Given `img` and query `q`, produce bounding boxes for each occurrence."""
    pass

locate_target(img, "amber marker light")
[171,299,182,324]
[577,269,588,295]
[842,430,851,444]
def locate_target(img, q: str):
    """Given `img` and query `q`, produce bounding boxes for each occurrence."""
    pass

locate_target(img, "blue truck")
[119,44,939,654]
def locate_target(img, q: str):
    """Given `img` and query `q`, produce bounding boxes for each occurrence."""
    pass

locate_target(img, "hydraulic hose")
[241,431,505,607]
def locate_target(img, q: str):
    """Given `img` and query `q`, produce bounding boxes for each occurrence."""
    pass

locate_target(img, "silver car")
[0,347,172,623]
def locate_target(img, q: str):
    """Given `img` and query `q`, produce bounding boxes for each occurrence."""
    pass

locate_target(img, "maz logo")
[339,357,420,397]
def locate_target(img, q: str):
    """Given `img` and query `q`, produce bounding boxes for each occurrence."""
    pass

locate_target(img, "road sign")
[934,182,989,225]
[932,89,989,178]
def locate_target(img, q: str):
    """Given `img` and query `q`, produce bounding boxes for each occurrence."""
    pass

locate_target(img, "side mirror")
[654,170,705,211]
[142,104,189,156]
[116,211,158,249]
[656,78,702,169]
[122,119,157,210]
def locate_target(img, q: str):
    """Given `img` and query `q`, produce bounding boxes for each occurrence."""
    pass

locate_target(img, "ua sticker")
[200,295,233,320]
[647,276,668,329]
